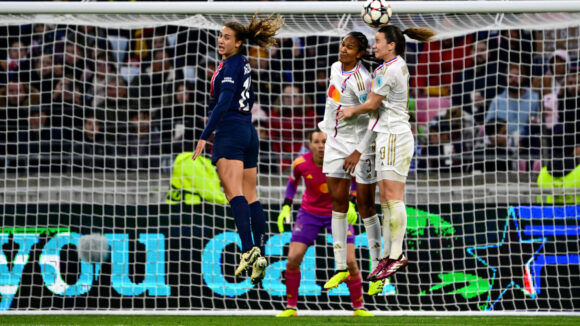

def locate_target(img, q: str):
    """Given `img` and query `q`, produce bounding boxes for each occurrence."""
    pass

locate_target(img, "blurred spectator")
[533,49,570,130]
[533,49,569,96]
[129,28,153,64]
[472,118,515,172]
[252,105,278,174]
[546,72,580,174]
[131,49,182,108]
[485,64,540,141]
[51,78,84,128]
[411,35,474,97]
[10,107,67,173]
[96,75,131,123]
[87,57,117,108]
[268,84,317,160]
[30,53,63,104]
[248,46,281,109]
[279,37,306,82]
[133,29,173,65]
[61,42,87,81]
[118,110,162,170]
[418,117,464,174]
[0,40,31,84]
[30,24,64,57]
[67,25,100,50]
[313,68,329,118]
[72,113,116,172]
[157,81,197,153]
[452,40,505,124]
[498,30,533,70]
[0,80,40,123]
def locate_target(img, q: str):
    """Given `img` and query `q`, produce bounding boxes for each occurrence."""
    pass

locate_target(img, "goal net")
[1,1,579,313]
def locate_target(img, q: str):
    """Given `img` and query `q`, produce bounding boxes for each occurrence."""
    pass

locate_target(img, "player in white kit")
[317,32,383,295]
[338,25,435,282]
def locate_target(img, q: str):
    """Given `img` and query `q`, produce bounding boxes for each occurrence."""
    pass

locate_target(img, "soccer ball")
[77,233,110,263]
[361,0,392,28]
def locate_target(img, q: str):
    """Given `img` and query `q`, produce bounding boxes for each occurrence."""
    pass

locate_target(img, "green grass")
[1,315,579,326]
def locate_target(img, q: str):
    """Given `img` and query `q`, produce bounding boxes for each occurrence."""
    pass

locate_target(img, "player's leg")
[243,125,268,284]
[373,131,414,280]
[243,166,265,252]
[345,240,373,317]
[277,209,323,317]
[276,241,308,317]
[244,124,265,254]
[375,178,408,280]
[354,153,386,292]
[216,158,258,276]
[357,182,386,294]
[213,122,259,276]
[324,176,352,288]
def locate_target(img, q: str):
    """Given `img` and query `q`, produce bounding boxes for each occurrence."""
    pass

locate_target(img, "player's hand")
[277,204,291,233]
[343,150,361,175]
[192,139,206,161]
[337,107,354,121]
[347,200,358,225]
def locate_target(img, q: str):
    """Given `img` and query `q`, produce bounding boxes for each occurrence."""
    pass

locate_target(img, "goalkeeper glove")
[277,198,293,233]
[347,195,358,225]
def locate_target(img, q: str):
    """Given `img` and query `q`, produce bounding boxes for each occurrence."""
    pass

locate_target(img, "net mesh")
[0,7,579,312]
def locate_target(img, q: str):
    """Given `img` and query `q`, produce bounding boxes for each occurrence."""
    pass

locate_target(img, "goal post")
[0,0,579,314]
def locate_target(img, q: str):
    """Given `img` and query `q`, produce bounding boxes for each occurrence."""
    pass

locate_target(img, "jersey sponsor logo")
[222,76,235,84]
[328,84,340,102]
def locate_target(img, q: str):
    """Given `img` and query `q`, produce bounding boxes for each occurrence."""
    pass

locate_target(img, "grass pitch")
[1,315,579,326]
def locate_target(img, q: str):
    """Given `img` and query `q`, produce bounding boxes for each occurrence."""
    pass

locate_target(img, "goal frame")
[0,1,580,15]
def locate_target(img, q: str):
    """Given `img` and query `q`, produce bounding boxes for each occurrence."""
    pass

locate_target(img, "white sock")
[380,202,391,258]
[387,200,407,259]
[331,210,348,270]
[362,214,381,271]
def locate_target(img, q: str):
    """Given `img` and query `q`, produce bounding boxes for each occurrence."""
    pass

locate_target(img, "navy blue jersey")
[210,53,254,124]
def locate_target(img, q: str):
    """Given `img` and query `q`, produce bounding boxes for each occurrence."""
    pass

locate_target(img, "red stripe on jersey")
[334,105,342,137]
[210,61,224,97]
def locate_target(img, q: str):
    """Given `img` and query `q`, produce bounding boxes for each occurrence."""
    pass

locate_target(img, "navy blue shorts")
[211,120,258,168]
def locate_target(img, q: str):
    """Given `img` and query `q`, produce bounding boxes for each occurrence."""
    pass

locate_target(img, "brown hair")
[224,14,284,49]
[378,25,435,56]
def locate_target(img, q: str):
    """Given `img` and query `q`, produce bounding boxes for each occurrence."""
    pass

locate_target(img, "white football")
[78,233,110,263]
[361,0,392,28]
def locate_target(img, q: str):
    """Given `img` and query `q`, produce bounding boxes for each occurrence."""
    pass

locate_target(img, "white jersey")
[368,55,411,134]
[318,61,372,144]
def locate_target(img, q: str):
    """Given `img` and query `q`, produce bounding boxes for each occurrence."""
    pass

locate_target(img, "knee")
[332,201,349,213]
[286,254,303,270]
[357,202,376,218]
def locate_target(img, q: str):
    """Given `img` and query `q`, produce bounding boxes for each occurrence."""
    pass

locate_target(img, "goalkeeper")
[275,129,373,317]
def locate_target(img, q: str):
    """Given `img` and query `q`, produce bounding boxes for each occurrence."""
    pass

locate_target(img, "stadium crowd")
[0,23,578,183]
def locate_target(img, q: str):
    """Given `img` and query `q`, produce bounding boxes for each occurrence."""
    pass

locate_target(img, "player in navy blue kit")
[193,14,283,284]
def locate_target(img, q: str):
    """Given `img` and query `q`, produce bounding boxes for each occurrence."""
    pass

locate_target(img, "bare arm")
[337,92,384,120]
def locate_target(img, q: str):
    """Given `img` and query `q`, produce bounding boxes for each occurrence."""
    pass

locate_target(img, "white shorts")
[375,130,414,182]
[323,136,377,184]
